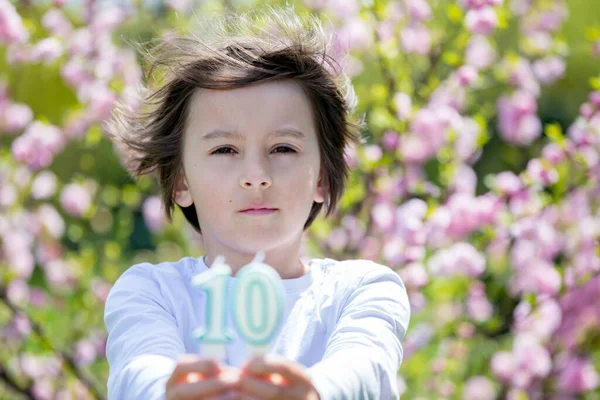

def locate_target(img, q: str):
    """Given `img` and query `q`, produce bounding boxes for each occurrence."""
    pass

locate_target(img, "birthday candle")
[232,252,285,357]
[191,256,233,361]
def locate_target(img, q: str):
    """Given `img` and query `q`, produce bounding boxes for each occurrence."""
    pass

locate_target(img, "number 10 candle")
[192,252,285,360]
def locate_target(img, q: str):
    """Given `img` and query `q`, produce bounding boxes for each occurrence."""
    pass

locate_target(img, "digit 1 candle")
[191,256,233,361]
[232,252,285,356]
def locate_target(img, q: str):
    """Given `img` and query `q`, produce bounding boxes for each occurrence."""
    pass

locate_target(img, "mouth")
[239,208,278,215]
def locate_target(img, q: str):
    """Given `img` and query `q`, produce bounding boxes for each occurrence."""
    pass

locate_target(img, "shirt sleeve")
[104,264,185,400]
[307,264,411,400]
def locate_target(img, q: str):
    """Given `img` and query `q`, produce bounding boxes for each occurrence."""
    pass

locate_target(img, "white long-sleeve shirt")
[104,256,411,400]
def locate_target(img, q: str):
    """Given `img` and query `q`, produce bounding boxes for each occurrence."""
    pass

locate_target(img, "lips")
[240,208,278,216]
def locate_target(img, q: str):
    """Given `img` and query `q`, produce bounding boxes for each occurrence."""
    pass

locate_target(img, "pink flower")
[42,9,72,38]
[399,262,429,288]
[533,56,566,85]
[393,92,412,120]
[382,131,400,151]
[527,158,559,186]
[463,376,496,400]
[31,37,63,64]
[428,242,486,276]
[90,7,126,35]
[465,35,496,70]
[0,0,29,44]
[11,121,64,169]
[68,28,94,57]
[406,0,432,22]
[60,183,92,218]
[465,7,498,36]
[456,65,479,87]
[1,102,33,133]
[497,91,542,146]
[37,204,65,239]
[61,57,91,88]
[142,196,167,233]
[74,339,97,366]
[400,24,431,55]
[31,171,57,200]
[466,281,493,321]
[491,351,515,382]
[558,357,599,394]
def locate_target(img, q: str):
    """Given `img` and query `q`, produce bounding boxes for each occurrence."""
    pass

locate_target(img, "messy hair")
[106,7,362,234]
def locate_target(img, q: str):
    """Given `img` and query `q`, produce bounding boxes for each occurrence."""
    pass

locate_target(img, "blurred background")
[1,0,600,399]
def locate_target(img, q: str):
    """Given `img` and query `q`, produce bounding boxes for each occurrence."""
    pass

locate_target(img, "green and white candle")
[191,256,233,361]
[232,252,285,356]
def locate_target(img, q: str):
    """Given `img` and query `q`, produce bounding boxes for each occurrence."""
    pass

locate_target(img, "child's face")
[174,80,325,258]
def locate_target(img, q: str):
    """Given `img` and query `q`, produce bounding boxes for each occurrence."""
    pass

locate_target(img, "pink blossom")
[527,158,559,186]
[465,7,498,36]
[90,7,126,35]
[558,357,599,394]
[497,91,542,146]
[450,164,477,195]
[533,56,566,85]
[31,37,63,64]
[427,242,486,276]
[507,58,540,96]
[466,281,493,321]
[400,24,431,55]
[382,131,400,151]
[68,28,94,57]
[11,121,64,169]
[337,17,373,51]
[455,117,480,161]
[456,65,479,87]
[327,227,348,251]
[372,201,395,233]
[42,9,72,38]
[6,279,29,306]
[465,35,496,70]
[74,339,97,366]
[491,351,515,382]
[542,143,565,163]
[463,376,496,400]
[514,298,562,341]
[61,57,92,88]
[31,171,57,199]
[142,196,167,233]
[37,204,65,239]
[165,0,193,11]
[405,0,432,22]
[393,92,412,120]
[1,102,33,133]
[0,0,29,44]
[60,183,92,218]
[327,0,360,20]
[399,262,429,288]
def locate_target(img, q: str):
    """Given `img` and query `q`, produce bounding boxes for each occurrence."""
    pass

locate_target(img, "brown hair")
[106,7,362,234]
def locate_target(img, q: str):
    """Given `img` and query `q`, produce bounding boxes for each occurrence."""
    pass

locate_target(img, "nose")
[239,155,272,190]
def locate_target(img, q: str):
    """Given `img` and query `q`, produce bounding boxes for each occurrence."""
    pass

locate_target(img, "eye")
[272,146,297,154]
[211,146,237,155]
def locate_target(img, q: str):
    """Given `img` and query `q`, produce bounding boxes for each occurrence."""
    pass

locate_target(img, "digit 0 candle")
[232,252,285,356]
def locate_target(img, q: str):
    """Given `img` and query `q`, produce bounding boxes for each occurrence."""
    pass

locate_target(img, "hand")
[166,354,240,400]
[233,355,320,400]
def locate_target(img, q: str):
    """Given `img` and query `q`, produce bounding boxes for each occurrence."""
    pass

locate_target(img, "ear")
[314,176,325,204]
[173,170,194,207]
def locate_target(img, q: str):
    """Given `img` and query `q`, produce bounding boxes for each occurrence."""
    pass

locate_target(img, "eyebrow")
[200,128,306,141]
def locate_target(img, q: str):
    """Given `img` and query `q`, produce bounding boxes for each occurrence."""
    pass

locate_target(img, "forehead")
[185,80,317,138]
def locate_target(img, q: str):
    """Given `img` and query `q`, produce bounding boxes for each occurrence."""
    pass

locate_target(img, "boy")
[104,8,410,400]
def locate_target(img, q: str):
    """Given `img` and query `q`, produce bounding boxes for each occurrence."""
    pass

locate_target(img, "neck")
[203,242,307,279]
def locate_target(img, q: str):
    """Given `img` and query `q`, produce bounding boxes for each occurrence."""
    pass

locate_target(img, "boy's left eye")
[272,146,297,154]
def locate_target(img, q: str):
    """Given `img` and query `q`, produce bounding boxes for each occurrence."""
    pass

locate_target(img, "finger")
[167,375,237,400]
[244,356,308,386]
[238,375,283,399]
[166,356,222,388]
